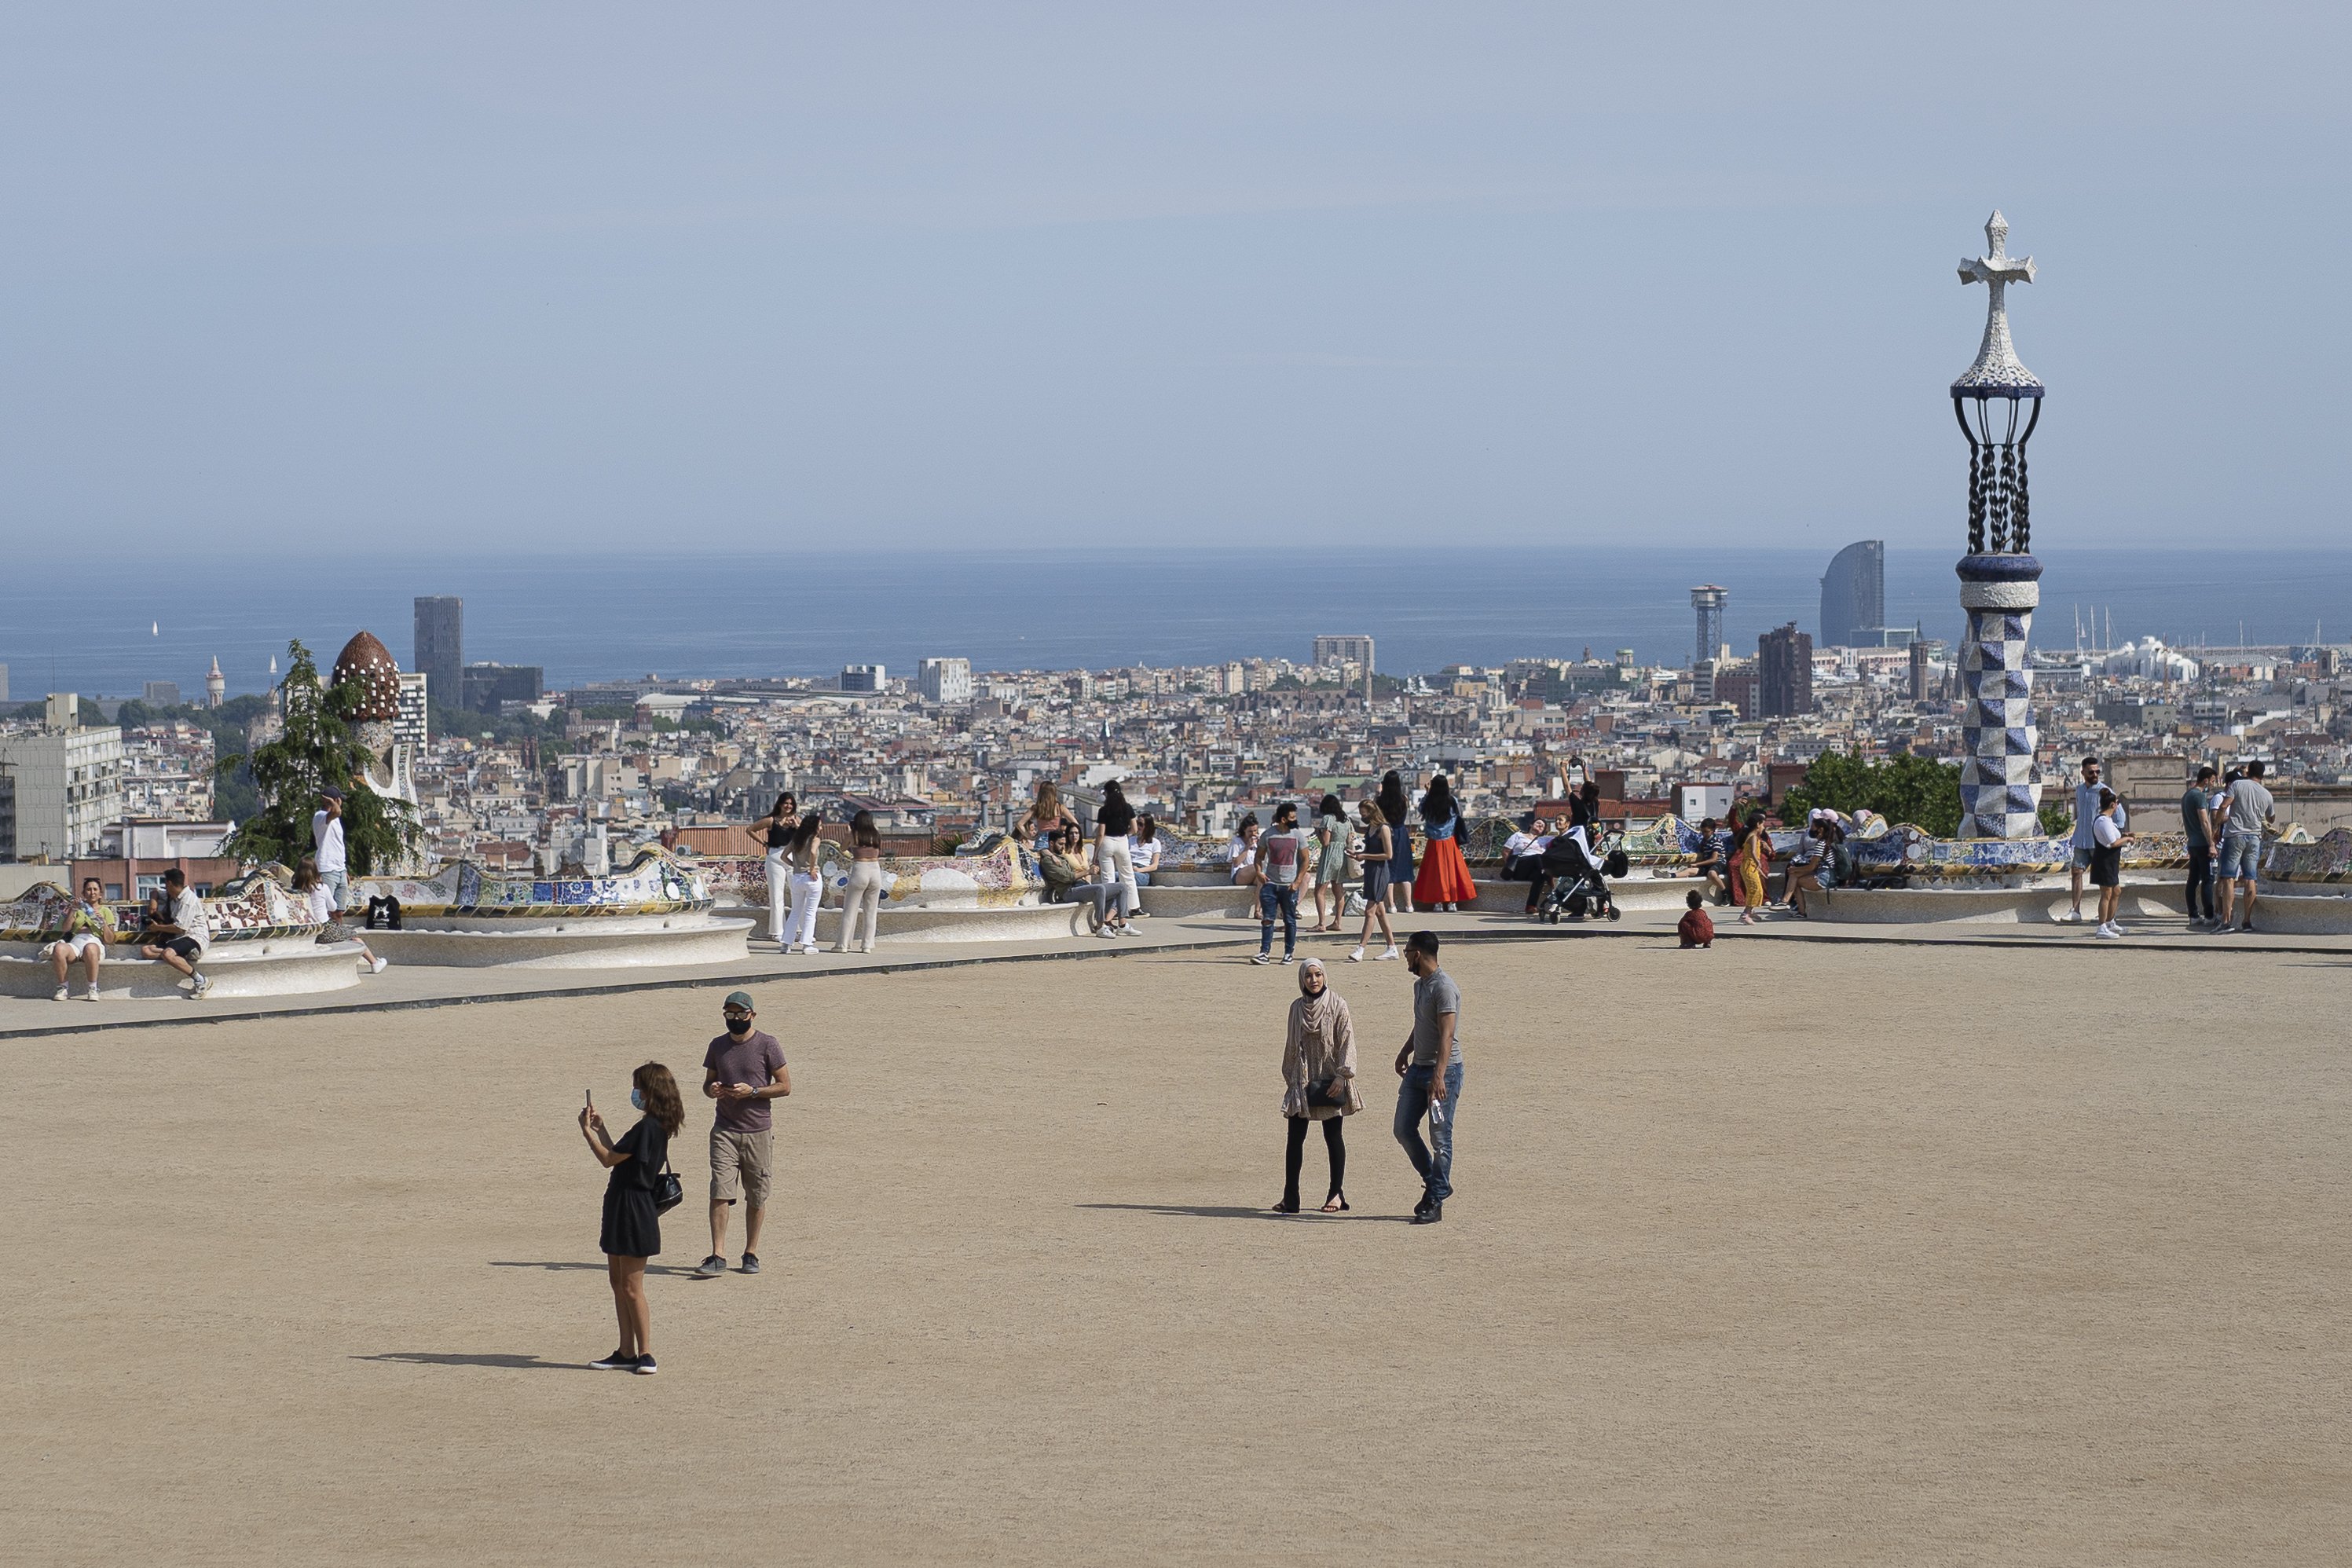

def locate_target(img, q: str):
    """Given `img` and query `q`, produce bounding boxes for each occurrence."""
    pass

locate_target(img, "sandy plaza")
[9,929,2349,1564]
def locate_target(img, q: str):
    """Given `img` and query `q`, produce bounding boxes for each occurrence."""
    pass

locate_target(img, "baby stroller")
[1537,827,1629,922]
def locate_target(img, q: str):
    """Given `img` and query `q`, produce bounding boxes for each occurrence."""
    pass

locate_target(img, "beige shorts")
[709,1127,774,1207]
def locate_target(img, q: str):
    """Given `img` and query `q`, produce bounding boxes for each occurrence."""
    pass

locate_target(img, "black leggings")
[1284,1115,1346,1207]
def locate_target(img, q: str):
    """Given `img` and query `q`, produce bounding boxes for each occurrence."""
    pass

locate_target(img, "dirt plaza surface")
[9,935,2350,1564]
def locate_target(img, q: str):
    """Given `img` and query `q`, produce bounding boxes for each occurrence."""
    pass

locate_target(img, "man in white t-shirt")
[313,787,350,911]
[138,867,213,999]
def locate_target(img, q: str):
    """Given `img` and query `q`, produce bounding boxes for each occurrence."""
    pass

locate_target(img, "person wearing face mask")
[581,1061,684,1374]
[694,991,791,1279]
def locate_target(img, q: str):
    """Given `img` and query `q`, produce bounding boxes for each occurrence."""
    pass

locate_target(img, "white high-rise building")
[0,701,124,860]
[395,672,430,752]
[918,657,973,705]
[841,664,886,694]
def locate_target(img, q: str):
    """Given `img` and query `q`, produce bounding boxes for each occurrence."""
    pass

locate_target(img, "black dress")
[599,1116,670,1259]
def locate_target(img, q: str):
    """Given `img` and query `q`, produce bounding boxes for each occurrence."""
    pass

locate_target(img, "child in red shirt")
[1677,888,1715,949]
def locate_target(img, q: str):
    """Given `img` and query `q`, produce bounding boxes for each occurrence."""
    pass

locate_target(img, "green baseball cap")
[723,991,755,1012]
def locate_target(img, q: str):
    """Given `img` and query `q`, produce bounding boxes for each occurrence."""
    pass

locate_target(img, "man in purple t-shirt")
[696,990,790,1277]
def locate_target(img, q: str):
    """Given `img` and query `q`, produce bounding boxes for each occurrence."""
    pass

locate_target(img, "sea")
[4,547,2349,702]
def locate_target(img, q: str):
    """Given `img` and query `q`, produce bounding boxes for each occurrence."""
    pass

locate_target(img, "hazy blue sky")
[4,4,2346,555]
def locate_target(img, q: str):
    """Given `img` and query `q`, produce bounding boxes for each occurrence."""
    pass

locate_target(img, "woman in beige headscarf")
[1274,958,1360,1213]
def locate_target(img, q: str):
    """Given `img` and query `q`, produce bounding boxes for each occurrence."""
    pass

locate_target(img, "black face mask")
[725,1016,752,1035]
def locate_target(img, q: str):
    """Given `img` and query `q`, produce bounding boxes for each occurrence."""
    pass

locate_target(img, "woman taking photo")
[781,810,826,954]
[1308,793,1350,932]
[1377,771,1416,914]
[1411,774,1478,913]
[1345,800,1401,962]
[833,809,886,954]
[746,793,797,947]
[1273,958,1359,1213]
[581,1062,684,1375]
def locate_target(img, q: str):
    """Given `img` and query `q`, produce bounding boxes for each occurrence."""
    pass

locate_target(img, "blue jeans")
[1394,1061,1463,1203]
[321,868,349,912]
[2218,830,2262,881]
[1258,883,1299,956]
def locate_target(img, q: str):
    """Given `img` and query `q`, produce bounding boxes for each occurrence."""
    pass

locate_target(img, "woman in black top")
[747,793,797,946]
[581,1062,684,1375]
[1090,779,1138,934]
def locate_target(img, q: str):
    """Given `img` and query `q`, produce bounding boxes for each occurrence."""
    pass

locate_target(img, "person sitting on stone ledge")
[46,876,116,1002]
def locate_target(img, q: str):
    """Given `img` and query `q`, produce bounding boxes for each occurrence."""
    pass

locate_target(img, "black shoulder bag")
[654,1151,684,1214]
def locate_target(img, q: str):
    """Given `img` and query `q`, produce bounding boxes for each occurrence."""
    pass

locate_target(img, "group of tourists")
[576,930,1469,1371]
[1222,770,1477,964]
[748,793,888,954]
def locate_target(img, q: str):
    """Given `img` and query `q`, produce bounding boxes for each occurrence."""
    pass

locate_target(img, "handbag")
[1305,1076,1344,1110]
[654,1153,684,1214]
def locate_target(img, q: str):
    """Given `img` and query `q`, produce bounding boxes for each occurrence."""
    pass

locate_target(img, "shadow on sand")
[1078,1202,1411,1223]
[352,1351,582,1371]
[489,1260,698,1276]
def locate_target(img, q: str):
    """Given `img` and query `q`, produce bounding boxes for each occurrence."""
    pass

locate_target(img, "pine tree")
[219,639,419,872]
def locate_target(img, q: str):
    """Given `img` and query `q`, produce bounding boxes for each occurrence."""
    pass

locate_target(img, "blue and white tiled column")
[1955,552,2044,839]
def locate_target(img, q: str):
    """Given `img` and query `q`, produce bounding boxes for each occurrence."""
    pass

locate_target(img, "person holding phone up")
[581,1063,684,1375]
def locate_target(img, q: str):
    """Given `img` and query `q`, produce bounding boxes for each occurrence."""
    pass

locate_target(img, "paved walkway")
[5,901,2347,1042]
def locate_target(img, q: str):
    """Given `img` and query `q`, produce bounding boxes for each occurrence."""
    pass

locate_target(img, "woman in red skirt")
[1410,774,1478,911]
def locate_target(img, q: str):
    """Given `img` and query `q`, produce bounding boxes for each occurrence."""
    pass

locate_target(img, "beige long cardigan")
[1281,994,1361,1119]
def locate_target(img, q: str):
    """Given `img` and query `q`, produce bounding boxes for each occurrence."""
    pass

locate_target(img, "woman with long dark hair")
[581,1061,684,1375]
[1411,774,1478,912]
[1092,779,1139,930]
[747,793,797,947]
[1377,771,1416,914]
[781,810,826,954]
[834,809,886,954]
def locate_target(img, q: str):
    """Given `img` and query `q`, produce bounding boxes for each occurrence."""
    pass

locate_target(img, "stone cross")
[1954,211,2040,391]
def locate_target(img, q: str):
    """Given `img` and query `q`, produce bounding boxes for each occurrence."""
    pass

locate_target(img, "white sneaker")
[1376,947,1401,961]
[369,956,390,974]
[189,974,212,998]
[1347,947,1365,963]
[52,986,68,1002]
[2094,923,2119,939]
[2108,923,2127,936]
[84,985,100,1002]
[2061,910,2084,924]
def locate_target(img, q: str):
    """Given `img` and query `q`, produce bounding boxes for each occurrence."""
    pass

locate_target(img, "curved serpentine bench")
[0,936,370,999]
[365,915,753,969]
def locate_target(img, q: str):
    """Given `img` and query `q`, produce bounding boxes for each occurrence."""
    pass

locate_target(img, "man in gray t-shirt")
[2216,760,2276,932]
[1393,930,1464,1223]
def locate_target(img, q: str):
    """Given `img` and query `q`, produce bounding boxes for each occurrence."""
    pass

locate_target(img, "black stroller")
[1537,828,1628,922]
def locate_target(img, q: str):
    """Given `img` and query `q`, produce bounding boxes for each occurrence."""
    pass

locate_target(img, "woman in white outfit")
[782,811,826,954]
[1128,813,1162,919]
[1091,780,1139,935]
[835,810,887,954]
[746,793,797,946]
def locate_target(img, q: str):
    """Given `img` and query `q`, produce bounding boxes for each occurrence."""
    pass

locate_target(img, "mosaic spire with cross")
[1952,211,2042,394]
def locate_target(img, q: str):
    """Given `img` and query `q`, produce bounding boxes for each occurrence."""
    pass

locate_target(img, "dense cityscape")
[5,539,2349,894]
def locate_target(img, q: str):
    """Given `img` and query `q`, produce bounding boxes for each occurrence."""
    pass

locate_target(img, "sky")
[2,3,2347,556]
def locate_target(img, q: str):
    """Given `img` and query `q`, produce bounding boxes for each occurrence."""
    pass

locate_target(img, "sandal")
[1270,1199,1300,1214]
[1320,1195,1350,1213]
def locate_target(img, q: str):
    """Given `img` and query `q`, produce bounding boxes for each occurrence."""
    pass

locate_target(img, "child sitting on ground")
[1678,888,1715,949]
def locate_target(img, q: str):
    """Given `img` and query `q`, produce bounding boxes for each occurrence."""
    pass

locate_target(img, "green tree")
[1779,751,1964,837]
[219,639,419,871]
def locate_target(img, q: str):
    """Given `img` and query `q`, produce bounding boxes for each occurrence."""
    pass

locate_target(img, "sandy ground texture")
[9,936,2350,1565]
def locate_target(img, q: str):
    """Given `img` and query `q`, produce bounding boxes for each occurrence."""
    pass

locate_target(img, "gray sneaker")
[695,1255,727,1277]
[739,1253,760,1275]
